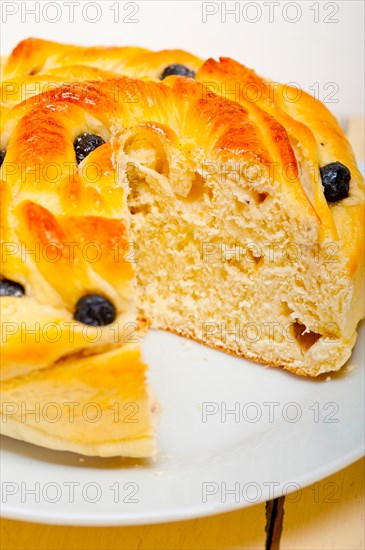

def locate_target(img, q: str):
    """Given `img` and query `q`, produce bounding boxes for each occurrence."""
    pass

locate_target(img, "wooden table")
[1,118,364,550]
[1,458,364,549]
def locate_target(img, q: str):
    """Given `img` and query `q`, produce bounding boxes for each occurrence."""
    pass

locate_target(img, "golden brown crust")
[4,75,312,204]
[197,57,364,277]
[2,38,201,80]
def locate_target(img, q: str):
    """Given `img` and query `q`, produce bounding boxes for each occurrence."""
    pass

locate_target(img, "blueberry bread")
[0,41,364,457]
[0,85,158,457]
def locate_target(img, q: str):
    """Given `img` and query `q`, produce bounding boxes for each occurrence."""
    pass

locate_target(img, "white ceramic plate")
[1,323,364,525]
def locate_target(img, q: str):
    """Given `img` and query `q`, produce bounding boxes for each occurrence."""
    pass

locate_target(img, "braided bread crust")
[2,40,363,277]
[1,38,201,80]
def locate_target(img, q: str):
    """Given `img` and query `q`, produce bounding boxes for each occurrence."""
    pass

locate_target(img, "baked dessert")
[0,39,364,457]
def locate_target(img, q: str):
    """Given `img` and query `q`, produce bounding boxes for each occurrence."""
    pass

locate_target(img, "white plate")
[1,324,364,525]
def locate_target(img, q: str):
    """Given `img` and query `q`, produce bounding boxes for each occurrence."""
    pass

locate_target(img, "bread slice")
[1,346,158,457]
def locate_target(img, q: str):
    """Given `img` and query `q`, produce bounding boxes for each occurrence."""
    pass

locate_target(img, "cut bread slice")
[1,345,158,457]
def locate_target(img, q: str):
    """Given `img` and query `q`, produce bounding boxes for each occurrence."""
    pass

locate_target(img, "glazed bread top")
[0,38,202,80]
[1,39,364,280]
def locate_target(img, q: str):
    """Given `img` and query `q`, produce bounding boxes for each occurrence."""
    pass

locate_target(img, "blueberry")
[74,133,106,164]
[160,64,196,80]
[320,162,351,203]
[0,150,6,168]
[0,278,25,297]
[74,294,116,326]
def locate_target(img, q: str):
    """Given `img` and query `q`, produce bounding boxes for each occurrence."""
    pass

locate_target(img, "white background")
[1,1,364,115]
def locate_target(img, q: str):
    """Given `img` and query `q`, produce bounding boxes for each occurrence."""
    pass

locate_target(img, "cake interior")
[118,129,350,375]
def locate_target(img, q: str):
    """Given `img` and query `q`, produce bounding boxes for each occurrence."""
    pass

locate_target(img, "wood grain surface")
[1,460,363,550]
[0,504,266,549]
[281,458,364,550]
